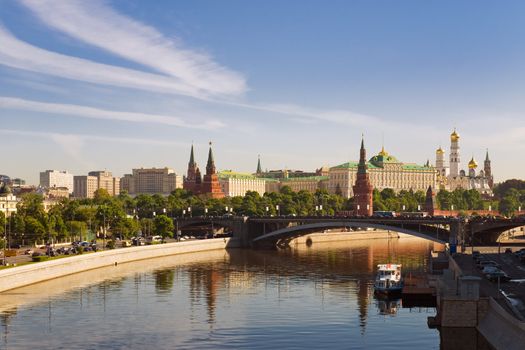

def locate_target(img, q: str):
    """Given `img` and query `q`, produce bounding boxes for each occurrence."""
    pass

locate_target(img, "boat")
[374,263,404,296]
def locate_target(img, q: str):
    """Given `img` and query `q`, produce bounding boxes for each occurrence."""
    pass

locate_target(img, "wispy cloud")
[0,128,188,147]
[0,96,225,129]
[0,25,209,98]
[20,0,246,97]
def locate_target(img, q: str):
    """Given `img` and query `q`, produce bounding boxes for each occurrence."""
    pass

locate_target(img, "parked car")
[482,266,502,274]
[485,270,511,283]
[477,260,501,269]
[146,235,163,244]
[24,249,34,255]
[504,248,513,254]
[472,251,481,259]
[132,237,145,246]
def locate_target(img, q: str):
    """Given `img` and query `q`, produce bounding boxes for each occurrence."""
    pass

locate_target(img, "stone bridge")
[175,216,525,248]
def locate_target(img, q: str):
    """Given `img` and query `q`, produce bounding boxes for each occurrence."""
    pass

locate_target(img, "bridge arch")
[252,221,448,246]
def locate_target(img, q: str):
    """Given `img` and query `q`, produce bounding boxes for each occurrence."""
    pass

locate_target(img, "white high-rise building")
[449,129,460,178]
[39,170,74,193]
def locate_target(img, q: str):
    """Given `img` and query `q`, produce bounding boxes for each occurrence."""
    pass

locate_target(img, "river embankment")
[0,237,240,293]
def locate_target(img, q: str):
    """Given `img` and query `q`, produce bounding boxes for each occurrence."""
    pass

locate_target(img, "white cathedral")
[435,129,493,195]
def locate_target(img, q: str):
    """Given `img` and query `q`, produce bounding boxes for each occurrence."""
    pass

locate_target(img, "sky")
[1,0,525,185]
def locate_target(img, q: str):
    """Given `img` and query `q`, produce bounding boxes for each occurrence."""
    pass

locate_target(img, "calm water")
[0,239,442,349]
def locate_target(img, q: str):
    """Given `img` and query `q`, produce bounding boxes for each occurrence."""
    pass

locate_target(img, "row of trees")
[2,183,524,247]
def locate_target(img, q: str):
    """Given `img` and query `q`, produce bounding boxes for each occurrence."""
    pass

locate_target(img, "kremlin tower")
[353,137,373,216]
[183,143,224,198]
[201,143,225,198]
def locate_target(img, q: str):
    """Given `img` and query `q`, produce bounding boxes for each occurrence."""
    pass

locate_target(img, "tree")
[0,211,5,235]
[153,215,174,239]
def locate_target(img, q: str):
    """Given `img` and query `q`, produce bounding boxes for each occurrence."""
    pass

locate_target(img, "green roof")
[401,164,434,171]
[331,161,432,171]
[330,161,379,170]
[280,176,329,182]
[369,154,399,164]
[218,170,258,180]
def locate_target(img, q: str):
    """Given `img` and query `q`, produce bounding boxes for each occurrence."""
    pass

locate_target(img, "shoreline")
[0,230,436,295]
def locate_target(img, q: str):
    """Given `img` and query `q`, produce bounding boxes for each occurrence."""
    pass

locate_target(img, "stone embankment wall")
[0,238,240,293]
[290,230,401,245]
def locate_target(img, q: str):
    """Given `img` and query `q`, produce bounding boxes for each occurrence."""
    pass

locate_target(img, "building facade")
[218,171,266,197]
[435,129,493,195]
[120,167,182,195]
[74,171,120,198]
[329,146,436,198]
[0,194,18,217]
[39,170,74,193]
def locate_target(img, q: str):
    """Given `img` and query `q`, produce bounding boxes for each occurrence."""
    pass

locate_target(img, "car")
[482,266,502,274]
[24,249,34,255]
[146,235,163,244]
[472,251,481,259]
[485,271,511,283]
[504,248,513,254]
[477,260,501,269]
[132,237,145,246]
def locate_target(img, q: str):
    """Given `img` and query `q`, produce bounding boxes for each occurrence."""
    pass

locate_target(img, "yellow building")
[329,147,436,198]
[218,170,266,197]
[121,167,182,195]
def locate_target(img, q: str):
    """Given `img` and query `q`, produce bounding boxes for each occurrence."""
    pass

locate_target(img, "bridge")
[175,215,525,249]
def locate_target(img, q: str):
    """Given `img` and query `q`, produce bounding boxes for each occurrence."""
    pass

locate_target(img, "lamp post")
[319,204,323,216]
[315,205,319,216]
[276,204,280,216]
[204,208,208,217]
[187,207,192,218]
[265,206,269,216]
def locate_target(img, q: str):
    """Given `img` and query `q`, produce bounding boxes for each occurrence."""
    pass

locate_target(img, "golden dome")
[378,146,388,156]
[450,129,460,142]
[436,146,444,154]
[468,157,478,169]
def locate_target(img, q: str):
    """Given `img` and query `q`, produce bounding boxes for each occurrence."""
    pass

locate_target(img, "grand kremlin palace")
[328,147,436,198]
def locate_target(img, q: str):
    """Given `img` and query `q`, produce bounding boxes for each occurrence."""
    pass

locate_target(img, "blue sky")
[1,0,524,185]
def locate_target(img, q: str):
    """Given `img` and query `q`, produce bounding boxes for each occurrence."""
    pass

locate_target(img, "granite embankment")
[0,238,240,293]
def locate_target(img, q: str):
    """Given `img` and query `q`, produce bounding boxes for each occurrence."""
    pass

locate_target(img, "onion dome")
[378,146,388,156]
[468,156,478,169]
[450,128,460,142]
[436,146,444,155]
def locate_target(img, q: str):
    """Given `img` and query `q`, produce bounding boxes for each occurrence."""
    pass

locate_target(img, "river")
[0,238,486,349]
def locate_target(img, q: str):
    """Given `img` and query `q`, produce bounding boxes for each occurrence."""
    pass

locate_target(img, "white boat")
[374,264,404,295]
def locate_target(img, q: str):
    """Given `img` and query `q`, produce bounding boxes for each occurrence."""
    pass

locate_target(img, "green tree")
[153,215,174,239]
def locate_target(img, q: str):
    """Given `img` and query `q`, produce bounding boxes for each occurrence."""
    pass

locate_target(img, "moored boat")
[374,264,403,296]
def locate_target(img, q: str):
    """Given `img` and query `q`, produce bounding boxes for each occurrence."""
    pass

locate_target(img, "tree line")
[1,182,523,247]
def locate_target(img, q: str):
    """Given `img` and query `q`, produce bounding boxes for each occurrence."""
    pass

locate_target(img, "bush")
[76,246,84,254]
[32,255,49,262]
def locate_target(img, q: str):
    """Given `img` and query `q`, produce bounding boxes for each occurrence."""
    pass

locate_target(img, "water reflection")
[375,296,402,316]
[0,238,484,349]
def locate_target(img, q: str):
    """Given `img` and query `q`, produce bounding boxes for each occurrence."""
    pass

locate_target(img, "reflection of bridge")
[175,216,525,248]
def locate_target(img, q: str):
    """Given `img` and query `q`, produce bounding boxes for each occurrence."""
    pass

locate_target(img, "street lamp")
[204,207,208,216]
[265,206,269,216]
[163,208,166,215]
[276,204,280,216]
[187,207,192,218]
[319,204,323,216]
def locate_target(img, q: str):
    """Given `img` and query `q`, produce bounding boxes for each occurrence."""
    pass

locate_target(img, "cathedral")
[183,143,225,198]
[435,129,493,195]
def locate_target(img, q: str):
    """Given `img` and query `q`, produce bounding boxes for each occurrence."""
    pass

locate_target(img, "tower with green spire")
[256,155,262,175]
[353,136,373,216]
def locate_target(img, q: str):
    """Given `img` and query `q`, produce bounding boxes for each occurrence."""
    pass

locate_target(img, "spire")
[189,144,195,166]
[256,155,262,174]
[358,135,367,174]
[485,149,490,161]
[206,141,216,175]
